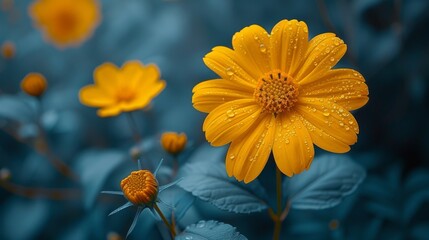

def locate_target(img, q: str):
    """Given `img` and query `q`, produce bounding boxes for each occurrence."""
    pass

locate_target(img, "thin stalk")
[153,203,176,238]
[0,180,81,200]
[126,112,142,143]
[36,123,79,181]
[273,167,283,240]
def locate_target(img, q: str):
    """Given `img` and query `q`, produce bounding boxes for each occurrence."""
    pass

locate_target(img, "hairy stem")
[153,203,176,238]
[126,112,142,143]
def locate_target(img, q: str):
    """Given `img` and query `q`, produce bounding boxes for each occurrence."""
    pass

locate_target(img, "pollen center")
[120,170,158,206]
[116,88,136,102]
[254,70,299,114]
[56,10,78,32]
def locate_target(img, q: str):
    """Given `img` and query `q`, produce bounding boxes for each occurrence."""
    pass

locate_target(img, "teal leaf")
[284,154,366,210]
[404,169,429,222]
[178,162,268,213]
[75,150,125,209]
[0,95,37,124]
[176,220,247,240]
[158,186,194,221]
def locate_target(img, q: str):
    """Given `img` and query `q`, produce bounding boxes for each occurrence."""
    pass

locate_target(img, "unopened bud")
[21,73,47,97]
[120,170,158,206]
[160,132,187,155]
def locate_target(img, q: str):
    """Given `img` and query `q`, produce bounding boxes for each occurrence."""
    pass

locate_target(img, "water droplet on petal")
[323,112,330,117]
[330,57,335,62]
[226,109,235,118]
[259,43,267,53]
[226,67,234,76]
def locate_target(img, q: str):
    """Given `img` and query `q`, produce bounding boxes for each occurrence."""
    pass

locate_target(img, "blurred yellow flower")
[79,61,166,117]
[192,19,369,183]
[29,0,101,48]
[21,72,47,97]
[161,132,187,155]
[1,41,15,59]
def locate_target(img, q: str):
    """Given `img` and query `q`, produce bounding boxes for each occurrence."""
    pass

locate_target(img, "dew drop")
[259,43,267,53]
[330,57,335,62]
[197,222,206,228]
[226,109,235,118]
[185,236,193,240]
[323,112,330,117]
[226,67,234,76]
[229,154,235,160]
[285,139,290,144]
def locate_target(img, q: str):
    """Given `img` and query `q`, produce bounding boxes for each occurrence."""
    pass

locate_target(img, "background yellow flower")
[79,61,166,117]
[29,0,101,48]
[193,19,369,183]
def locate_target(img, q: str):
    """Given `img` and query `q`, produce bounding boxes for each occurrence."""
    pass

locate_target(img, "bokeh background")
[1,0,429,239]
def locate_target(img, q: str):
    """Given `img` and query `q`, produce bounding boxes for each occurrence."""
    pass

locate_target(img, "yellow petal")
[120,60,145,89]
[232,25,271,76]
[296,98,358,151]
[192,79,254,113]
[226,113,275,183]
[203,99,261,146]
[299,117,350,153]
[131,80,166,108]
[93,62,120,94]
[203,46,258,87]
[97,105,121,117]
[272,113,314,177]
[300,69,369,110]
[270,19,309,75]
[295,34,347,85]
[79,85,116,107]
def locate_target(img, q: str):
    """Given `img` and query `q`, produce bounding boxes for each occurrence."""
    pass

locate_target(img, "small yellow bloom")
[161,132,187,155]
[121,170,158,206]
[21,73,47,97]
[1,41,15,59]
[192,19,369,183]
[29,0,101,48]
[79,61,166,117]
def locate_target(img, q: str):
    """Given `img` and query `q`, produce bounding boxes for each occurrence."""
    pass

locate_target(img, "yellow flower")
[79,61,166,117]
[29,0,101,48]
[161,132,187,155]
[21,72,47,97]
[192,19,369,183]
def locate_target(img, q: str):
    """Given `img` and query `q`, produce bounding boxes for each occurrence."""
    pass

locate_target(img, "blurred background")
[1,0,429,239]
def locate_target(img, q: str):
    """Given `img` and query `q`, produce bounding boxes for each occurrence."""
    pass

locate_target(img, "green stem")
[126,112,142,143]
[153,203,176,238]
[273,167,283,240]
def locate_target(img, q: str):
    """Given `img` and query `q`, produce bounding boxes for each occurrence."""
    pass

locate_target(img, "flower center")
[120,170,158,206]
[56,10,77,32]
[254,70,299,114]
[116,88,136,102]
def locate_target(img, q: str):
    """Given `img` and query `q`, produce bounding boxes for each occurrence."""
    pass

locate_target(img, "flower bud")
[120,170,158,206]
[1,41,15,59]
[21,73,47,97]
[160,132,187,155]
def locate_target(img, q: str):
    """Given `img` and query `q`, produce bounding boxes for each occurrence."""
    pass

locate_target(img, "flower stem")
[273,167,283,240]
[153,203,176,238]
[126,112,142,143]
[36,123,79,182]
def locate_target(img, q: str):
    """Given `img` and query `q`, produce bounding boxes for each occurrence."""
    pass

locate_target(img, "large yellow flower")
[79,61,166,117]
[192,19,369,183]
[29,0,101,48]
